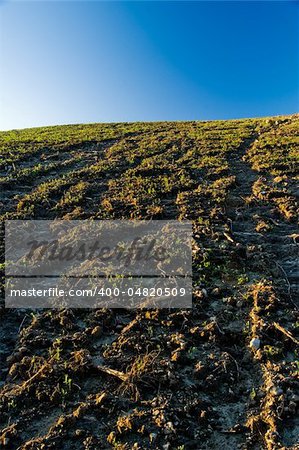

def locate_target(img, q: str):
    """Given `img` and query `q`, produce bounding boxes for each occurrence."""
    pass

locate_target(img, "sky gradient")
[0,1,298,130]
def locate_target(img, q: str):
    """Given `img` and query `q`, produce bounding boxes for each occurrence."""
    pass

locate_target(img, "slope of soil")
[0,115,298,450]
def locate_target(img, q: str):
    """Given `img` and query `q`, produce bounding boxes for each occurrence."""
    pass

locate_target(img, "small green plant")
[263,345,282,358]
[7,399,16,410]
[49,338,62,361]
[250,388,257,401]
[237,274,250,285]
[63,374,72,391]
[59,374,73,406]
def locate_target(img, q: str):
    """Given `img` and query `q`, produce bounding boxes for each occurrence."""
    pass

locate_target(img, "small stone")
[291,394,299,403]
[211,287,221,298]
[199,410,207,420]
[249,337,260,351]
[165,421,175,434]
[75,429,85,437]
[91,326,102,337]
[179,341,186,350]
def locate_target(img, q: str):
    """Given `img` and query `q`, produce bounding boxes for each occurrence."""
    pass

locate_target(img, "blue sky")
[0,1,298,130]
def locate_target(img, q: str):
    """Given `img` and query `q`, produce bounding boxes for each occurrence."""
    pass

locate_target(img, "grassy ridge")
[1,117,297,222]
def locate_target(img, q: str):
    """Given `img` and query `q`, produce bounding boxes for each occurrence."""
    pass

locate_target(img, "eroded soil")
[0,116,298,449]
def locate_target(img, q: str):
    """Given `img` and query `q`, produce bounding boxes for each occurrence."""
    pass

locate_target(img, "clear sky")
[0,1,298,130]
